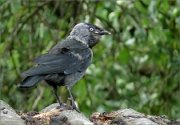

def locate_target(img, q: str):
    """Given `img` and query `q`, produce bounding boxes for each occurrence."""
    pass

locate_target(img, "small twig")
[32,87,44,110]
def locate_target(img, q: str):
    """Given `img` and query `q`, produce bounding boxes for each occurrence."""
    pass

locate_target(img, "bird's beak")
[98,30,111,35]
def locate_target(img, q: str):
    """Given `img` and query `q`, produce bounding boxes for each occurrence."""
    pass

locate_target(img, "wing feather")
[21,38,92,78]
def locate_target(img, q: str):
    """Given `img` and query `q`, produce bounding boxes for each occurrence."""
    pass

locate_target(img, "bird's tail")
[18,76,44,88]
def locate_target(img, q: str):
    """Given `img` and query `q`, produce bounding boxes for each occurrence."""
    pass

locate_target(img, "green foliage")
[0,0,179,119]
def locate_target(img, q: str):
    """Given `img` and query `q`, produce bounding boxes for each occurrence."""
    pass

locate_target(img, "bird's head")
[69,23,110,48]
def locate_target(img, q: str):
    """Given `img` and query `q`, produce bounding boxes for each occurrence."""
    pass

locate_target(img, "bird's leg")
[52,86,63,107]
[66,87,80,112]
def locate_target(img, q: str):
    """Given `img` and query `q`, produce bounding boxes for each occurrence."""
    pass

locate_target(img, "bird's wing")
[21,38,92,78]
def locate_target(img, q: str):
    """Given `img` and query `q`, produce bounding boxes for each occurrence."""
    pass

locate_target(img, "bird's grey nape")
[68,23,90,46]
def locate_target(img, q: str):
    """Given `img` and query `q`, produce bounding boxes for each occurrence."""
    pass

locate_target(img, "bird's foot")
[56,103,69,110]
[71,102,80,113]
[68,97,80,112]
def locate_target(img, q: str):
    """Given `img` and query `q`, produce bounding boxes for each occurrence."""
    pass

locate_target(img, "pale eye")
[89,28,94,31]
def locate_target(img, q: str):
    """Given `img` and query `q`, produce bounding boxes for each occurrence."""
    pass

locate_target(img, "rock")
[58,110,93,125]
[21,103,93,125]
[0,100,25,125]
[90,108,173,125]
[41,103,93,125]
[0,100,178,125]
[40,103,71,113]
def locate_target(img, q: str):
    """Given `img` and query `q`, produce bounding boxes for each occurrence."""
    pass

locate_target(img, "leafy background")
[0,0,179,119]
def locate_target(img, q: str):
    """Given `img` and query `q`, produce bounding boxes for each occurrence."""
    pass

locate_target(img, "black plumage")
[21,39,91,78]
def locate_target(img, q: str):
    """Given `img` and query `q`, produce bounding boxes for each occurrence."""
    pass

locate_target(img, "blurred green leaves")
[0,0,179,119]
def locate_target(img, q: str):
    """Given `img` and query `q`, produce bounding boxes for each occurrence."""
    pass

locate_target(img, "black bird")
[19,23,110,111]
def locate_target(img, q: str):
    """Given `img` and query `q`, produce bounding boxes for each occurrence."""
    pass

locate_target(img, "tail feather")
[19,76,43,88]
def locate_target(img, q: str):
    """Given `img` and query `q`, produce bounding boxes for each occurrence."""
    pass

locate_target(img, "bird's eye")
[89,28,94,31]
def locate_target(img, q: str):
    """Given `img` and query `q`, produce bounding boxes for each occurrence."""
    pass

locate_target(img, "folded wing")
[21,39,91,78]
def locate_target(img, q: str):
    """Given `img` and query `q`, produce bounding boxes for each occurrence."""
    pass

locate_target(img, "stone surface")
[58,110,93,125]
[40,103,71,113]
[21,103,93,125]
[0,100,25,125]
[90,108,174,125]
[41,103,93,125]
[40,103,60,113]
[0,100,178,125]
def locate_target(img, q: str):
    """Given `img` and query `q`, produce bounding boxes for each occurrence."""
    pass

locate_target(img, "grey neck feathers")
[68,35,89,48]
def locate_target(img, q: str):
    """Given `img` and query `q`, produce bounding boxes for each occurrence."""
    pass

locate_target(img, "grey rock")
[41,103,93,125]
[40,103,60,113]
[58,110,93,125]
[0,100,25,125]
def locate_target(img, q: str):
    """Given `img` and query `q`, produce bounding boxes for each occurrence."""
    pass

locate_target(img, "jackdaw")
[19,23,110,111]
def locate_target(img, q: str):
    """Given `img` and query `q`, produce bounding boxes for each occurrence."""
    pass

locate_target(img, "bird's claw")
[68,97,80,112]
[56,103,67,109]
[71,102,80,113]
[72,105,80,113]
